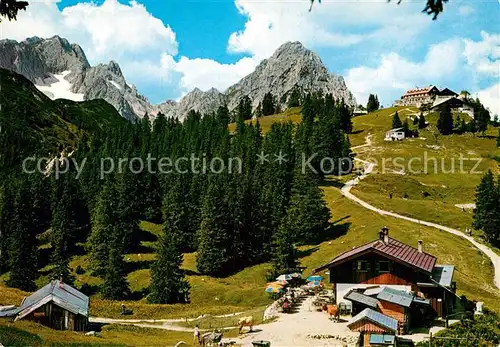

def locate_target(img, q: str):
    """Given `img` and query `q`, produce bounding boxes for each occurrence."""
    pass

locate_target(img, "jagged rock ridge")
[0,37,356,121]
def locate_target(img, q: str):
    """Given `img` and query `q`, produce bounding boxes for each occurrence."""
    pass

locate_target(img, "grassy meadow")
[1,105,500,346]
[349,106,500,242]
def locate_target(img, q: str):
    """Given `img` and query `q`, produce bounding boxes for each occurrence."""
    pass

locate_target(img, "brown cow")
[326,305,339,322]
[238,316,254,333]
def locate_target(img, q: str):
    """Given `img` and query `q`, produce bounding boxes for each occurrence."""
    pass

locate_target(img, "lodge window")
[377,261,391,273]
[356,260,370,272]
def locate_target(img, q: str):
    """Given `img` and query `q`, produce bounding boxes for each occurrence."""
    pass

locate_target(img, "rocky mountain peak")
[0,37,355,122]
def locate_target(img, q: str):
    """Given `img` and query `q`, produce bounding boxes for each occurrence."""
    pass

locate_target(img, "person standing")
[193,325,200,345]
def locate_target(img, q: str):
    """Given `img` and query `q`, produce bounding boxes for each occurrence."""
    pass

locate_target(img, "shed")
[384,128,405,141]
[16,280,89,331]
[348,308,398,333]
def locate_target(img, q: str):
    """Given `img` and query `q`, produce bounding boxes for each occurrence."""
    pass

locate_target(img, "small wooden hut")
[15,280,89,331]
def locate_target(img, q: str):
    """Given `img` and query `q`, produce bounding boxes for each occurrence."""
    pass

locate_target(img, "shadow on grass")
[320,178,346,189]
[124,259,155,274]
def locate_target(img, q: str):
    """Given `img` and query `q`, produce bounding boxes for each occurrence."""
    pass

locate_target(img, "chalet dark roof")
[348,308,398,332]
[344,290,380,309]
[16,280,89,320]
[313,237,437,274]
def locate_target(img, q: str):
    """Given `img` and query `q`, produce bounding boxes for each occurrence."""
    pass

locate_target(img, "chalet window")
[356,260,370,272]
[377,261,391,273]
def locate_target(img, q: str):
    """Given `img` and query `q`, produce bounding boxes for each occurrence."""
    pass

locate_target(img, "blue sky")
[1,0,499,114]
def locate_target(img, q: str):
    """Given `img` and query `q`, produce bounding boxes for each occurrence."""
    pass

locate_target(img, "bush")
[416,311,500,346]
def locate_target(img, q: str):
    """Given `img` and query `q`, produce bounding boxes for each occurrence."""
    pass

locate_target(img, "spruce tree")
[473,170,500,246]
[237,95,252,121]
[0,184,13,274]
[196,176,232,277]
[262,92,276,116]
[284,169,331,244]
[271,221,298,277]
[366,94,380,113]
[418,113,427,129]
[437,104,454,135]
[148,228,190,304]
[392,111,403,129]
[102,240,130,300]
[6,183,38,291]
[87,183,116,275]
[50,178,75,284]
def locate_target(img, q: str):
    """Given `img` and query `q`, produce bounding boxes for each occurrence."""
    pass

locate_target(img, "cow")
[238,316,254,333]
[326,305,339,322]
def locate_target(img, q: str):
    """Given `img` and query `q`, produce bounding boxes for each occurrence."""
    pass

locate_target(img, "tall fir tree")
[237,95,253,121]
[196,175,232,277]
[148,227,190,304]
[473,171,500,246]
[262,92,276,116]
[87,182,116,275]
[284,169,331,244]
[270,221,298,278]
[6,181,38,291]
[101,238,130,300]
[0,184,13,274]
[49,176,75,284]
[366,94,380,113]
[392,111,403,129]
[418,113,427,129]
[437,104,454,135]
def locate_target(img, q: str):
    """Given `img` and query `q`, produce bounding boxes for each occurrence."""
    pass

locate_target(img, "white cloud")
[228,0,429,60]
[0,0,178,64]
[464,31,500,77]
[474,83,500,118]
[173,56,257,92]
[345,39,464,106]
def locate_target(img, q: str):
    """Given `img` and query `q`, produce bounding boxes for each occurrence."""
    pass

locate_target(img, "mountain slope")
[0,37,356,121]
[226,41,356,111]
[0,36,150,121]
[0,68,127,174]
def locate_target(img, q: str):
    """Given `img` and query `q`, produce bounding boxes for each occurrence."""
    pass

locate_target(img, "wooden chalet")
[15,280,89,331]
[314,227,456,325]
[347,308,398,346]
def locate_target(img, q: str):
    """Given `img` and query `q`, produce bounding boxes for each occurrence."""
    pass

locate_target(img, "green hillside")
[0,68,127,175]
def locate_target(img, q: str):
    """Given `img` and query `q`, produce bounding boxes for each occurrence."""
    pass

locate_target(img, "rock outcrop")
[0,37,355,121]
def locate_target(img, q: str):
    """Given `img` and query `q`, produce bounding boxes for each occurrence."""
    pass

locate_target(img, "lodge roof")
[16,280,89,320]
[313,235,437,274]
[348,308,398,332]
[431,265,455,287]
[403,86,437,97]
[344,290,380,308]
[377,287,414,307]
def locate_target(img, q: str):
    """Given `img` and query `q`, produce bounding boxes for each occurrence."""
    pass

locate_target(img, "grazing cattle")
[326,305,339,322]
[238,316,254,333]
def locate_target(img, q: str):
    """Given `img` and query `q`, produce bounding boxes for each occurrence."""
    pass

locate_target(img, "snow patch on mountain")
[35,71,84,101]
[108,80,122,90]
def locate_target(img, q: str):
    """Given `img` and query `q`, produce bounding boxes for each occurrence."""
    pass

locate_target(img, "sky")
[1,0,499,115]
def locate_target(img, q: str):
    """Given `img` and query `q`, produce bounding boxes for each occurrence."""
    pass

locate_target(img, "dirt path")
[89,312,244,332]
[344,136,500,290]
[228,296,358,347]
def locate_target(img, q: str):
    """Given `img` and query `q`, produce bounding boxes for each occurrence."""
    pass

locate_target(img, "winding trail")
[89,312,244,332]
[343,135,500,289]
